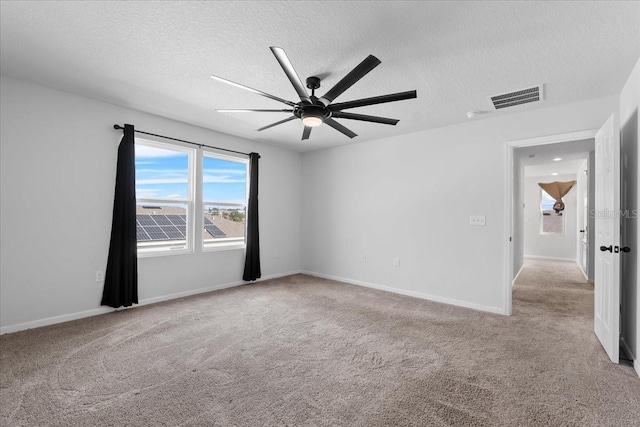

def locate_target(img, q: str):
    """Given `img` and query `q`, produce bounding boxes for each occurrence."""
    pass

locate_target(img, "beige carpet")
[1,259,638,426]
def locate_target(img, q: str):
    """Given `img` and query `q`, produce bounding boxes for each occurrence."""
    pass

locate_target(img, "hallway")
[510,258,639,424]
[514,258,593,317]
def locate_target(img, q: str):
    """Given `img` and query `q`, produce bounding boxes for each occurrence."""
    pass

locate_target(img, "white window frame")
[200,149,249,252]
[539,188,565,235]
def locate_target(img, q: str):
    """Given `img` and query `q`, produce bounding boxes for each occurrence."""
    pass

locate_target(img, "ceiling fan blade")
[329,90,417,111]
[302,126,312,140]
[331,111,399,125]
[270,47,312,103]
[319,55,381,106]
[324,118,357,139]
[256,116,297,131]
[211,75,296,107]
[216,109,293,113]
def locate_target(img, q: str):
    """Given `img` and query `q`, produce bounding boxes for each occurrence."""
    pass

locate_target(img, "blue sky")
[135,144,246,204]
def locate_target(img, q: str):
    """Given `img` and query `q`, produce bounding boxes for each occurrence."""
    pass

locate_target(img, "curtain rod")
[113,124,253,157]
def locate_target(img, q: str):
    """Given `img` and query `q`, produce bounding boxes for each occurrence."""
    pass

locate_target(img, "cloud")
[136,168,187,174]
[202,175,246,184]
[136,178,188,185]
[135,168,188,185]
[204,199,246,206]
[135,188,161,198]
[136,188,185,199]
[202,167,246,183]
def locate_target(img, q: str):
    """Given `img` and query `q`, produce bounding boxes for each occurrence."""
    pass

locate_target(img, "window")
[202,152,248,251]
[135,140,194,255]
[134,139,248,256]
[540,189,564,234]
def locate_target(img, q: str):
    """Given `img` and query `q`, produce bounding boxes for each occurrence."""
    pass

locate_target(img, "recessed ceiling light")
[551,173,558,176]
[553,157,562,161]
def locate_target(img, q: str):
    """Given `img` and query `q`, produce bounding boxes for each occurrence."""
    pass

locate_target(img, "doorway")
[504,130,598,311]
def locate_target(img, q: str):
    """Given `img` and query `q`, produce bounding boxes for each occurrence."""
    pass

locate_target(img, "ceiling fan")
[211,47,417,140]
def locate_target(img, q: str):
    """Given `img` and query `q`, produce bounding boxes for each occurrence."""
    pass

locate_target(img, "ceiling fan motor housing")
[297,103,331,126]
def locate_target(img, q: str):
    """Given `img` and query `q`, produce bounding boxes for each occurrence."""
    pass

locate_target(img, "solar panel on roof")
[204,217,213,225]
[161,226,184,239]
[136,215,156,226]
[167,215,186,225]
[136,214,190,242]
[136,227,151,241]
[144,226,168,240]
[204,224,226,238]
[152,215,172,226]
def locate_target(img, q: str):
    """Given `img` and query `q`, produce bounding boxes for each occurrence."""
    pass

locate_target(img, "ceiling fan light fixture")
[301,105,326,127]
[302,115,323,127]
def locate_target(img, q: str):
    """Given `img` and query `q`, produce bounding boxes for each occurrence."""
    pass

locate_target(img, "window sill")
[137,247,193,258]
[202,243,246,253]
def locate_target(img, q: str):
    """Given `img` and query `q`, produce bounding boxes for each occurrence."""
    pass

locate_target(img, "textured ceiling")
[1,1,639,152]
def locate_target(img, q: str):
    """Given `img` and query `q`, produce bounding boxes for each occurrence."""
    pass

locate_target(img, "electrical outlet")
[361,254,367,262]
[95,270,104,282]
[469,215,486,226]
[393,258,400,267]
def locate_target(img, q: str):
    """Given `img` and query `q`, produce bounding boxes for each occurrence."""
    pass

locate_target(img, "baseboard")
[512,264,525,287]
[621,335,637,362]
[524,255,576,262]
[136,269,301,307]
[0,307,116,335]
[0,269,302,335]
[301,270,505,315]
[578,264,589,280]
[620,337,639,378]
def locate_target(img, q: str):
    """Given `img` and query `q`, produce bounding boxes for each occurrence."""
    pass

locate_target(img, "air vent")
[489,85,543,110]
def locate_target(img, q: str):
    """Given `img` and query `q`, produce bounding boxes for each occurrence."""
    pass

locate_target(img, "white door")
[594,114,621,363]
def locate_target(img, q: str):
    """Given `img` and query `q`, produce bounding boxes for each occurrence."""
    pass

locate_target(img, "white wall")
[619,57,639,376]
[0,76,302,333]
[301,95,618,314]
[523,173,578,261]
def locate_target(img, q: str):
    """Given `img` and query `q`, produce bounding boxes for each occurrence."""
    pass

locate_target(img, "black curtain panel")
[243,153,261,281]
[102,124,138,308]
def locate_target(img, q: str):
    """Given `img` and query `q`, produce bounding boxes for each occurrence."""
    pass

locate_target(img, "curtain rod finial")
[113,124,123,130]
